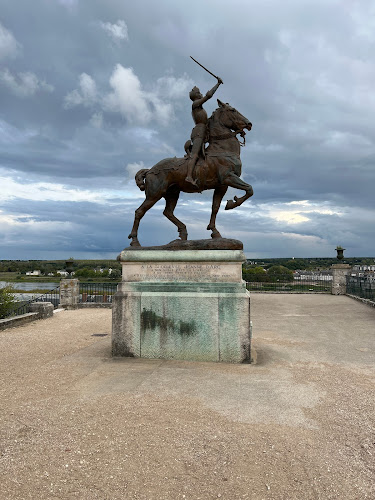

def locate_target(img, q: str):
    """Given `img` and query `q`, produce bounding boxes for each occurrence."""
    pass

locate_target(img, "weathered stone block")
[29,302,54,318]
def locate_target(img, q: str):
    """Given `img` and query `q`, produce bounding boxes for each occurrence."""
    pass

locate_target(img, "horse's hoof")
[130,240,141,247]
[211,231,222,239]
[225,200,236,210]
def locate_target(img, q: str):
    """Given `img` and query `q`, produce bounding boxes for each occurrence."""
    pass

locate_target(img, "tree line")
[0,259,121,277]
[243,265,294,283]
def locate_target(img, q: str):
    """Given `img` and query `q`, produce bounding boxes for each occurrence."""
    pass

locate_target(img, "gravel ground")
[0,295,374,499]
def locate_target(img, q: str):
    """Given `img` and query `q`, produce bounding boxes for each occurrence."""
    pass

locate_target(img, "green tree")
[0,285,16,319]
[284,259,306,270]
[109,269,121,280]
[243,266,268,282]
[74,267,96,278]
[267,265,294,282]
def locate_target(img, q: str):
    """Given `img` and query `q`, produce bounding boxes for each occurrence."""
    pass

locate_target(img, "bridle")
[209,108,247,147]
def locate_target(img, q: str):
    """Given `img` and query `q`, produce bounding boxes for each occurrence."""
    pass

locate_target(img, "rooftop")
[0,294,374,499]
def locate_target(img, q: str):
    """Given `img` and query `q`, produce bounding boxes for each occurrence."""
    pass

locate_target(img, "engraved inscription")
[122,262,240,283]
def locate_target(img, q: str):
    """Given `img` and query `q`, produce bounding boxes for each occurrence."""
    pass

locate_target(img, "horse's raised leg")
[223,172,253,210]
[128,197,160,247]
[207,185,228,238]
[163,188,188,240]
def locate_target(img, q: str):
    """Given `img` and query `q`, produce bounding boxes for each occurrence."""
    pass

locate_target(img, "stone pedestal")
[331,264,351,295]
[60,279,79,308]
[112,249,251,363]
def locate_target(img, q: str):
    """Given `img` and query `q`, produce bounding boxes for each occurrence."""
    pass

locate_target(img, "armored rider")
[185,77,223,188]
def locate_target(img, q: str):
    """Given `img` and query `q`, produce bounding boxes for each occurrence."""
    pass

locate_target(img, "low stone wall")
[0,302,54,331]
[29,302,54,318]
[63,303,112,310]
[0,312,39,331]
[346,294,375,308]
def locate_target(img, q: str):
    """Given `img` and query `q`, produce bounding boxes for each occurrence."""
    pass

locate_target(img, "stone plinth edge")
[118,249,246,263]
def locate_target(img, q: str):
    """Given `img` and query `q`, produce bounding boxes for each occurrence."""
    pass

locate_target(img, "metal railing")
[1,286,60,319]
[246,277,332,293]
[346,275,375,301]
[79,282,117,303]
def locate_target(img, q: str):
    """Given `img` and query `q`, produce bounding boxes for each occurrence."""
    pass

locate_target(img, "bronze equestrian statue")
[128,61,253,248]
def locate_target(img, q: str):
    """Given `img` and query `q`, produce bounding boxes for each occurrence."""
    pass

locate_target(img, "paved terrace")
[0,294,374,500]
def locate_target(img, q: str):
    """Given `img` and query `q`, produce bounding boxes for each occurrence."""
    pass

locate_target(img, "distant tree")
[74,268,96,278]
[243,266,268,282]
[0,285,16,319]
[109,269,121,280]
[267,265,294,282]
[284,259,306,270]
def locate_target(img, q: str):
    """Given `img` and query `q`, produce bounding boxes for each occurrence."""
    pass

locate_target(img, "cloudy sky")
[0,0,374,259]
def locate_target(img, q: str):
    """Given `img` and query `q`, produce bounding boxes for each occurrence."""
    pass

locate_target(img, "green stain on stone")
[178,319,195,336]
[141,308,196,336]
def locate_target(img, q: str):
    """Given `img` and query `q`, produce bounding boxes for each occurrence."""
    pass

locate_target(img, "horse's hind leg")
[163,188,187,240]
[207,185,228,239]
[128,197,160,247]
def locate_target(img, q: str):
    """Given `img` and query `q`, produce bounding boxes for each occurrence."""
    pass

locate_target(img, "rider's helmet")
[189,86,202,100]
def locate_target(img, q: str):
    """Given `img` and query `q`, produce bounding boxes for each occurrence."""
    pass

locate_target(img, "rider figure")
[185,77,223,188]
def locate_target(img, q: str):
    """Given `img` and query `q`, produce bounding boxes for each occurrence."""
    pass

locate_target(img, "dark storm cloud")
[0,0,374,258]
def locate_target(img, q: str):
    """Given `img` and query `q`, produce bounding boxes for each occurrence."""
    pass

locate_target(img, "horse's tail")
[135,168,149,191]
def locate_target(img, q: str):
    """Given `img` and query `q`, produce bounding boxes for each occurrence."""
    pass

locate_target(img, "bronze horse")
[128,99,253,247]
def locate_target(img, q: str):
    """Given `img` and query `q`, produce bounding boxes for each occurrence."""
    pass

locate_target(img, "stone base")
[331,263,351,295]
[112,249,251,363]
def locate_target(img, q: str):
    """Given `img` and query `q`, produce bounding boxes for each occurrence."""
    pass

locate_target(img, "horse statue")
[128,99,253,247]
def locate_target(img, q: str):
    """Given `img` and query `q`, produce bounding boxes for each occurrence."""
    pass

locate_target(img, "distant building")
[56,270,75,277]
[25,270,42,276]
[351,265,375,277]
[293,270,333,281]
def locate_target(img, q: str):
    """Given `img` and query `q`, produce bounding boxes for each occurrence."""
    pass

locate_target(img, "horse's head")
[216,99,252,133]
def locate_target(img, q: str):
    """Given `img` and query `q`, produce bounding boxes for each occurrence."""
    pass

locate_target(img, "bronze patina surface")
[128,61,254,248]
[122,238,243,252]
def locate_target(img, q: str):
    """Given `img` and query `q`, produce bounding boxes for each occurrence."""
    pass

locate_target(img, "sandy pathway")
[0,295,374,499]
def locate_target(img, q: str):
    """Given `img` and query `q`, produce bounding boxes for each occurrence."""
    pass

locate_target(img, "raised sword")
[190,56,223,83]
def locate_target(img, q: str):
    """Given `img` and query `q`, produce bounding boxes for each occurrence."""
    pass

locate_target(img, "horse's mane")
[207,107,222,129]
[209,107,221,121]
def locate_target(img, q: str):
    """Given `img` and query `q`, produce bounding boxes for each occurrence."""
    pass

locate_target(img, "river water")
[0,281,60,291]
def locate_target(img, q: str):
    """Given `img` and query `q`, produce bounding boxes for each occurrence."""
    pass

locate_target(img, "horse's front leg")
[207,186,228,238]
[128,197,159,247]
[223,172,253,210]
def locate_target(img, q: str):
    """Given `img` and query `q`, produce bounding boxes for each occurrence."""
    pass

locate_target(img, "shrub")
[0,285,16,319]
